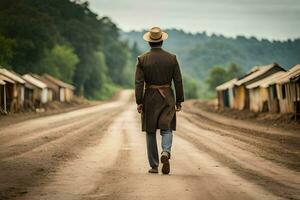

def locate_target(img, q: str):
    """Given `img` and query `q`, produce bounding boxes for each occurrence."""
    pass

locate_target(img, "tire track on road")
[15,105,131,200]
[181,111,300,171]
[177,114,300,200]
[0,90,133,200]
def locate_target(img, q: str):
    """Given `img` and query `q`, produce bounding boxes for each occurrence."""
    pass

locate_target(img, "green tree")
[0,0,133,99]
[0,0,57,73]
[0,34,15,66]
[39,45,79,84]
[227,63,244,79]
[84,51,118,100]
[206,66,229,91]
[184,77,199,99]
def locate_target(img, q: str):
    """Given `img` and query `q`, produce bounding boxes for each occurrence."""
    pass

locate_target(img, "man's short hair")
[149,41,163,48]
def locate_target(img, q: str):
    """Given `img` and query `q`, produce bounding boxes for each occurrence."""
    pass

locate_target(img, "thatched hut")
[276,64,300,114]
[233,63,285,110]
[22,74,49,108]
[246,71,286,112]
[0,68,25,112]
[42,74,75,102]
[216,78,237,109]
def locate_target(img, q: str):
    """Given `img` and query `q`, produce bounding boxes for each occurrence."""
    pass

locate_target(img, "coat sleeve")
[173,56,184,104]
[135,57,144,105]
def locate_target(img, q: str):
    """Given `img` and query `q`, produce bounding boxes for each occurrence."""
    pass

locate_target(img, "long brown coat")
[135,47,184,133]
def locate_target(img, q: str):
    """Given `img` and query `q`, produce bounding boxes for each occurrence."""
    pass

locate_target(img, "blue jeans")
[146,129,173,168]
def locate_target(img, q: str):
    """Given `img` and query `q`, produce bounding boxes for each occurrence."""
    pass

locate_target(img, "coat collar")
[150,47,163,51]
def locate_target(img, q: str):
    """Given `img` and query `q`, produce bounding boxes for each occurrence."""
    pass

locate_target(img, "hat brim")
[143,32,168,42]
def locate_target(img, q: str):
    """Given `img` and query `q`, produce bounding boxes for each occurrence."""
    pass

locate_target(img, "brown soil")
[0,91,299,200]
[191,99,300,133]
[0,97,101,127]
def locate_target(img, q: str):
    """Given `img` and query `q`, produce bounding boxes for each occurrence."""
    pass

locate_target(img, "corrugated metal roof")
[43,74,75,90]
[235,63,280,86]
[276,64,300,84]
[246,71,286,89]
[22,74,47,89]
[216,78,238,91]
[0,68,25,84]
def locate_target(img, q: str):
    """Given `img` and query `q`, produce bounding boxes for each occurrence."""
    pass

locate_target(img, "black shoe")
[161,152,170,174]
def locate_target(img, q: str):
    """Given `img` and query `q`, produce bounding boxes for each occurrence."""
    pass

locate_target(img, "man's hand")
[137,104,143,114]
[175,103,182,112]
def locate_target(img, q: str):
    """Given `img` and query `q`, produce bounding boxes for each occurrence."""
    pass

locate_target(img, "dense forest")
[0,0,137,99]
[122,30,300,98]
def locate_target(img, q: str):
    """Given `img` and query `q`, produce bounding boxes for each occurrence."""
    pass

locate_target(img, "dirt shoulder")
[0,98,101,128]
[184,99,300,135]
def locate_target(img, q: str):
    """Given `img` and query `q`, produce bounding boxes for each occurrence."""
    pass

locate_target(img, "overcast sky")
[88,0,300,40]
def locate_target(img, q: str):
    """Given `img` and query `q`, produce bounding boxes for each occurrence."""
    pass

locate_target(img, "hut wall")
[5,82,14,112]
[0,85,4,112]
[10,84,25,112]
[41,88,48,104]
[32,88,42,107]
[249,88,268,112]
[295,82,300,117]
[228,88,235,108]
[234,86,246,110]
[9,84,18,112]
[277,83,295,113]
[260,88,269,112]
[59,88,65,102]
[68,89,74,102]
[67,89,74,102]
[267,85,279,113]
[24,87,34,109]
[17,84,25,108]
[48,89,53,102]
[224,89,230,107]
[285,83,295,113]
[217,91,224,108]
[249,89,258,112]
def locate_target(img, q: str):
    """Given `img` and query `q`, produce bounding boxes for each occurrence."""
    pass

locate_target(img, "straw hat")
[143,27,168,42]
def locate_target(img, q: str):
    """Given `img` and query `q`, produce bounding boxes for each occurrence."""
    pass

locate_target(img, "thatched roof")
[235,63,283,86]
[246,71,286,89]
[42,74,75,90]
[0,68,25,84]
[276,64,300,84]
[22,74,47,89]
[216,78,238,91]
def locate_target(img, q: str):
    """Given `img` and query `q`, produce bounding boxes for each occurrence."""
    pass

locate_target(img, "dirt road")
[0,90,299,200]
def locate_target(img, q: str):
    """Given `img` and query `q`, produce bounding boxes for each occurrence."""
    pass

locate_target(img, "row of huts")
[0,67,75,114]
[216,63,300,119]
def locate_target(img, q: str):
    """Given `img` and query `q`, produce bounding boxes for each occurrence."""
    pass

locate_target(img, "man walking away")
[135,26,184,175]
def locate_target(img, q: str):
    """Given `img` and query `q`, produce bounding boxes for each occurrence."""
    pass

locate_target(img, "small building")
[216,78,237,109]
[0,68,26,112]
[23,80,35,110]
[0,74,15,114]
[233,63,285,110]
[276,64,300,114]
[290,72,300,120]
[246,71,286,112]
[41,74,75,102]
[0,77,7,114]
[32,74,56,102]
[22,74,49,108]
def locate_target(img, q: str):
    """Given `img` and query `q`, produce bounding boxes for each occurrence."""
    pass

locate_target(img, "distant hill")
[121,29,300,81]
